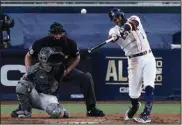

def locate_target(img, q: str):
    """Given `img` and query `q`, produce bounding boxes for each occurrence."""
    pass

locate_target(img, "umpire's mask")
[38,47,65,72]
[49,22,66,39]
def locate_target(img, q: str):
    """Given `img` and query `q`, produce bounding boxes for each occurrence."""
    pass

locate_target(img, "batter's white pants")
[127,52,156,99]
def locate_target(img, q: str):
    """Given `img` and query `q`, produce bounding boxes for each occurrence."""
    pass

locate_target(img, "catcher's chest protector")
[27,64,62,94]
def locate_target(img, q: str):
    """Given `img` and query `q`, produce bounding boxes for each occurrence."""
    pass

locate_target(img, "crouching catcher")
[11,47,69,118]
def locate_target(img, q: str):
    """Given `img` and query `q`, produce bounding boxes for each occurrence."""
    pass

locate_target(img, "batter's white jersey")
[109,15,156,99]
[109,15,151,56]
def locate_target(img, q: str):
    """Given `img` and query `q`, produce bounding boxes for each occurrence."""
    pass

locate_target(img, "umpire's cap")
[49,22,65,34]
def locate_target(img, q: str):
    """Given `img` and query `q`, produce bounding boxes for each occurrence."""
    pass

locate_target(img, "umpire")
[24,22,105,117]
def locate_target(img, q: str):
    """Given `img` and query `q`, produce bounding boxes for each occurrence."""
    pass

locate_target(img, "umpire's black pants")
[62,68,96,106]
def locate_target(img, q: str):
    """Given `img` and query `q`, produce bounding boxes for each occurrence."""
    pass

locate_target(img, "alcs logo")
[0,64,26,86]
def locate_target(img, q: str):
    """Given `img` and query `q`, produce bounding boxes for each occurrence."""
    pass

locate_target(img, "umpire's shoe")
[11,106,32,118]
[133,112,151,123]
[124,102,141,120]
[87,107,105,117]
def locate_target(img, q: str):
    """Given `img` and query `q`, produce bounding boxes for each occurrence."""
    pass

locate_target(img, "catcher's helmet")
[38,47,65,66]
[49,22,65,34]
[109,8,126,23]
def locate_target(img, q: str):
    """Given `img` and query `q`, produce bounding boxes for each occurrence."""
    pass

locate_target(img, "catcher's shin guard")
[16,80,33,112]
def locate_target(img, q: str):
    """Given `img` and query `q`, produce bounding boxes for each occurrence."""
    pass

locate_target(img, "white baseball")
[81,8,87,14]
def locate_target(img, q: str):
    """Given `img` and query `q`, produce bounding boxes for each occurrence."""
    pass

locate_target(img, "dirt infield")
[1,101,181,124]
[1,113,181,124]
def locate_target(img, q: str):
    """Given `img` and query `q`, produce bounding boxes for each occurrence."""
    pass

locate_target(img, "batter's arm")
[125,15,140,31]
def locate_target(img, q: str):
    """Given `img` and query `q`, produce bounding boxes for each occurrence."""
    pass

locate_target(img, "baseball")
[81,8,87,14]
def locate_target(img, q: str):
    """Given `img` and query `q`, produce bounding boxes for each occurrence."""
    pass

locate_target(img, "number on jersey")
[119,28,128,40]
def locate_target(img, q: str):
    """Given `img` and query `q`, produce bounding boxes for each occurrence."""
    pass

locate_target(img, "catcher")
[11,47,69,118]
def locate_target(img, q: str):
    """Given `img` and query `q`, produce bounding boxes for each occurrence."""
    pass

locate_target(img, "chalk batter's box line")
[105,56,162,59]
[105,82,162,85]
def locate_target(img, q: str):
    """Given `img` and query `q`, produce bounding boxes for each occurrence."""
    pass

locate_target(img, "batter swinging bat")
[88,37,114,53]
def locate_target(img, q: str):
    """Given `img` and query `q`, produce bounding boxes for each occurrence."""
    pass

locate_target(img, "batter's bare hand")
[109,34,119,42]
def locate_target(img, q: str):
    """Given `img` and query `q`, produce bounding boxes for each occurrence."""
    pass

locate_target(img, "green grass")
[1,103,181,114]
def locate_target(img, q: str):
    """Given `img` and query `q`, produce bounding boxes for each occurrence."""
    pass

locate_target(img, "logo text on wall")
[1,64,26,86]
[105,56,162,85]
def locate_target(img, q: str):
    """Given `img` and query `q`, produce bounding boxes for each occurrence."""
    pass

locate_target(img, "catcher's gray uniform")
[12,47,68,118]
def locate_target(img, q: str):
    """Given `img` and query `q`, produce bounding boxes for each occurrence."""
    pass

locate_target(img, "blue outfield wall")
[0,49,181,101]
[1,6,180,49]
[4,13,181,49]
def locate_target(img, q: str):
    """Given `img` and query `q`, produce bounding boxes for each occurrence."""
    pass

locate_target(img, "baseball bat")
[88,37,114,53]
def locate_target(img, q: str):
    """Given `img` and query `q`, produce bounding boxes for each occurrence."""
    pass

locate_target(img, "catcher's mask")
[108,8,127,26]
[38,47,65,71]
[49,22,66,39]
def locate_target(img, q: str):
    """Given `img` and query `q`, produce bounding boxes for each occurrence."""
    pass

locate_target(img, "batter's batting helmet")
[109,8,127,25]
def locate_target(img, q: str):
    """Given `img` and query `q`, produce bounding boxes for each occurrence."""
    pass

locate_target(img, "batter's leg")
[125,58,143,120]
[134,54,156,123]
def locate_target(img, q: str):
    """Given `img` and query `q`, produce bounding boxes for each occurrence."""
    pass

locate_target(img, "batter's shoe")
[87,107,105,117]
[133,112,151,123]
[124,102,141,120]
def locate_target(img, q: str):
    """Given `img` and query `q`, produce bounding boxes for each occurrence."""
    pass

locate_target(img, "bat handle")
[88,37,114,53]
[105,38,114,43]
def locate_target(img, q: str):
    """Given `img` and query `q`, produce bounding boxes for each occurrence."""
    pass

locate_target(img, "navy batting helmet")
[109,8,125,21]
[109,8,127,26]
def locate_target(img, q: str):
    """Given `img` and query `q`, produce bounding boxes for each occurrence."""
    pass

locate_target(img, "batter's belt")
[128,50,151,59]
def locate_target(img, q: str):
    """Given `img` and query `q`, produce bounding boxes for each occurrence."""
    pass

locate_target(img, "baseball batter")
[108,8,156,123]
[11,47,69,118]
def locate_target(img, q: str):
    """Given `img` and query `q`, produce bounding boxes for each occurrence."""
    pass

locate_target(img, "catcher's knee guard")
[46,103,64,118]
[15,80,33,111]
[16,80,33,94]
